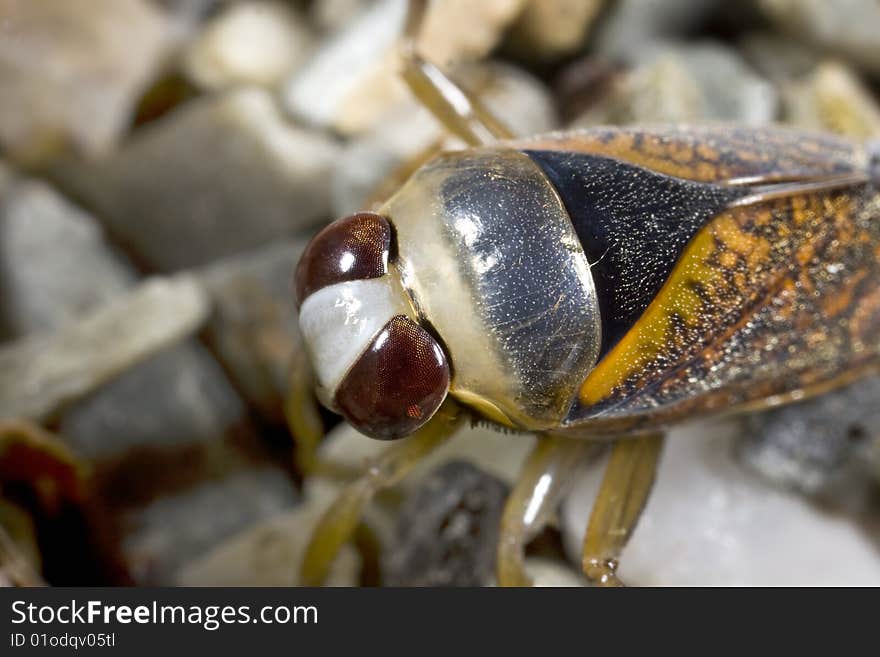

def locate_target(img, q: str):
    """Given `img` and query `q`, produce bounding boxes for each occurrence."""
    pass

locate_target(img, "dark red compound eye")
[294,212,391,306]
[335,316,450,440]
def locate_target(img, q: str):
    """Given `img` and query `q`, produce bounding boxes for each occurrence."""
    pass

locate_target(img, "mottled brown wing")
[514,124,863,184]
[526,126,880,436]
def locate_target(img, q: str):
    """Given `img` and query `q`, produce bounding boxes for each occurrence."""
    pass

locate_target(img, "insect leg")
[284,347,325,476]
[0,419,79,586]
[497,435,596,587]
[398,0,513,146]
[299,401,464,585]
[581,432,665,587]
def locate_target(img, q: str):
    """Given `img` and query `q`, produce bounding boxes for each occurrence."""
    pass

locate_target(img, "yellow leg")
[581,432,665,587]
[399,0,513,146]
[496,435,595,587]
[299,401,464,586]
[284,349,324,477]
[0,502,45,587]
[0,419,84,586]
[0,419,86,485]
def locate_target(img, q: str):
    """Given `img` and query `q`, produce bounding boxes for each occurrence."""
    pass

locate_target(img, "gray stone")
[152,0,223,16]
[55,88,341,271]
[781,61,880,140]
[153,0,226,36]
[282,0,408,131]
[507,0,603,61]
[0,0,170,163]
[59,342,248,461]
[675,43,778,124]
[561,419,880,585]
[0,175,134,340]
[0,275,209,422]
[414,0,529,66]
[593,0,725,63]
[183,1,314,91]
[0,165,258,460]
[198,240,307,423]
[522,558,584,587]
[121,466,298,584]
[739,32,821,83]
[309,0,370,33]
[573,42,777,126]
[283,0,528,135]
[0,168,300,584]
[52,297,300,586]
[177,478,360,587]
[0,161,13,193]
[383,460,509,586]
[571,53,702,126]
[740,377,880,496]
[757,0,880,75]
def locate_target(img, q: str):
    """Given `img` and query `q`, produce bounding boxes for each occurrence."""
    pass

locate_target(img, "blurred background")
[1,0,880,587]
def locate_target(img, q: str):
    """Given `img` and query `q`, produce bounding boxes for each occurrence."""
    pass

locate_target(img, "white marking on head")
[298,277,412,396]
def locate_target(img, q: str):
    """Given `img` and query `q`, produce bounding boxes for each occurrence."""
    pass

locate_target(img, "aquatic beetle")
[288,0,880,586]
